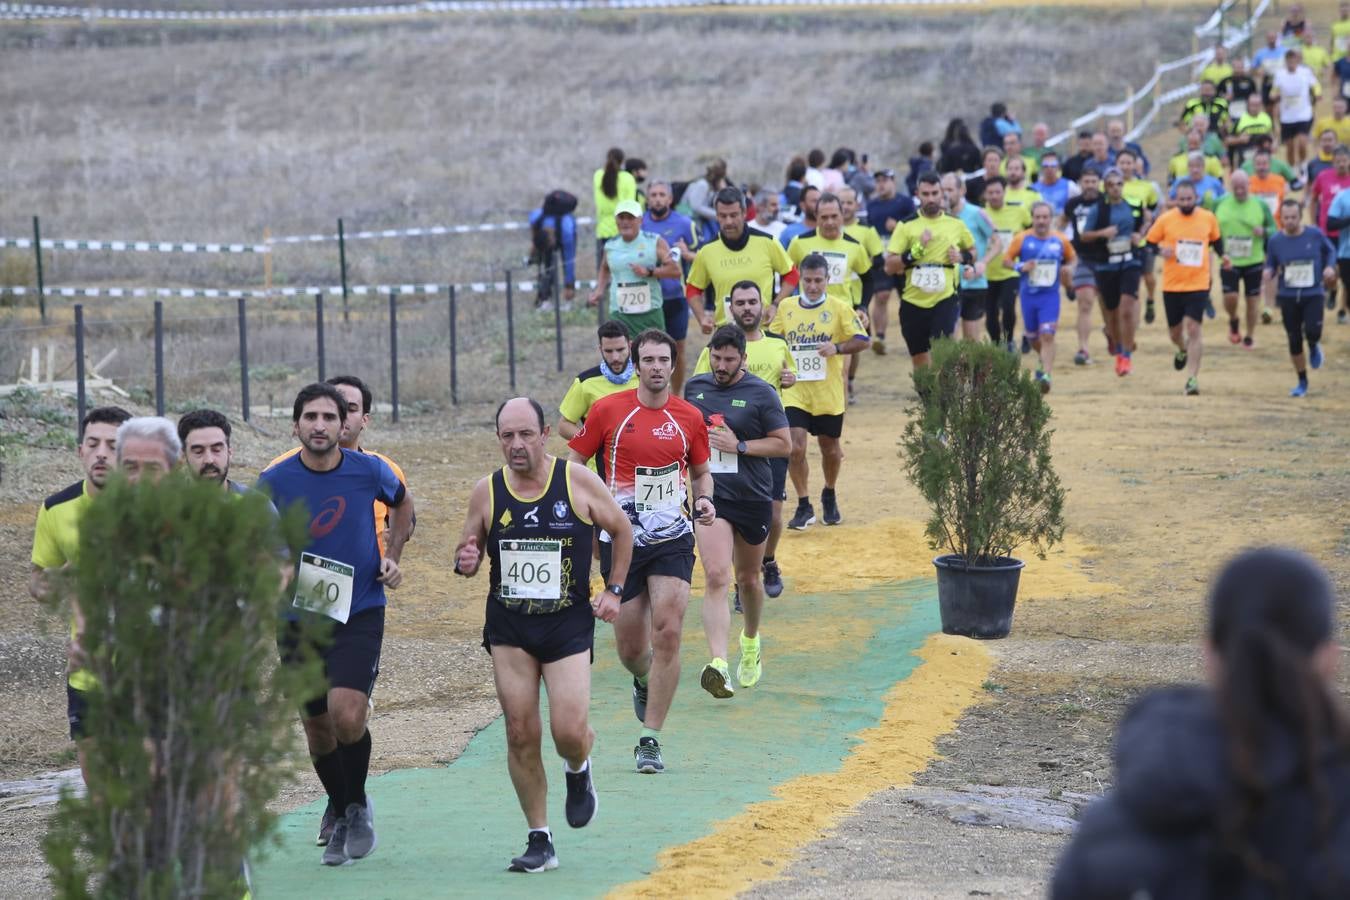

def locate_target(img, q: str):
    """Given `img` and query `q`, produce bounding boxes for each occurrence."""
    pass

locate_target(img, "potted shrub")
[899,339,1066,639]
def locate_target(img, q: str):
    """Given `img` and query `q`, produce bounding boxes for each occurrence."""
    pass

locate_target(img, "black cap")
[877,168,897,178]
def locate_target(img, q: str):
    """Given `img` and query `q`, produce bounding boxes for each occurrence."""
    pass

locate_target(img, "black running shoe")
[316,800,337,846]
[762,559,784,599]
[821,489,842,526]
[509,831,558,873]
[632,676,648,724]
[1144,299,1156,324]
[787,501,815,531]
[564,762,597,828]
[1173,349,1188,371]
[1020,335,1032,354]
[634,736,664,774]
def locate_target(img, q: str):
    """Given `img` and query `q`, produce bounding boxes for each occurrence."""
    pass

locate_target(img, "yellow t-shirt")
[1333,19,1350,60]
[1200,62,1233,85]
[981,204,1034,283]
[786,230,873,309]
[593,169,638,241]
[31,481,95,690]
[886,213,977,306]
[1303,44,1331,72]
[770,295,868,416]
[1167,153,1225,183]
[693,332,796,392]
[1313,114,1350,146]
[998,153,1041,182]
[1004,186,1043,209]
[686,230,794,326]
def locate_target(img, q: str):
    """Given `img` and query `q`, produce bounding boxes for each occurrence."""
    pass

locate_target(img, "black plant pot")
[932,555,1025,639]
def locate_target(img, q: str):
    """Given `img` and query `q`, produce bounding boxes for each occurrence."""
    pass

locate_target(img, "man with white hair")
[116,416,182,484]
[751,188,786,242]
[1106,118,1150,174]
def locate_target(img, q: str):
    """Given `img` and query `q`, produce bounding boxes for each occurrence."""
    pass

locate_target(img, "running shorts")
[599,532,696,602]
[277,606,384,719]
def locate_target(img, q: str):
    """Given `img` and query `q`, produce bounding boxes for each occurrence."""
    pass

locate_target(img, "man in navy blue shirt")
[260,382,414,867]
[1262,198,1337,397]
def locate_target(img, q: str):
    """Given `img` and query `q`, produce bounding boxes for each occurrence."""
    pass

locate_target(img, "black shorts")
[959,288,988,321]
[1095,267,1141,311]
[1277,294,1325,355]
[482,596,594,664]
[1136,243,1157,274]
[899,295,958,357]
[712,498,772,545]
[1280,119,1312,141]
[769,456,788,502]
[785,406,844,438]
[1337,258,1350,290]
[599,531,696,602]
[1221,263,1264,297]
[68,684,88,741]
[277,606,384,719]
[1163,290,1211,328]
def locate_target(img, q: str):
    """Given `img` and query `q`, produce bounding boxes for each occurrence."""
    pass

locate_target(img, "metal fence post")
[338,218,350,324]
[238,297,251,422]
[449,285,459,406]
[553,250,564,372]
[505,269,517,392]
[74,303,86,427]
[153,300,165,416]
[32,215,46,323]
[389,290,400,424]
[315,291,326,381]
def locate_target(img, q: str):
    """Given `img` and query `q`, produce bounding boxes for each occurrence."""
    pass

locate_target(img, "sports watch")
[736,440,748,455]
[606,584,623,597]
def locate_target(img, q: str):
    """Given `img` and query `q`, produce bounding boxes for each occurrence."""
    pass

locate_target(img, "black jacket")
[1052,686,1350,900]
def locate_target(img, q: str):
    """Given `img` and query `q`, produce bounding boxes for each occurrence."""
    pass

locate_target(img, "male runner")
[642,181,700,391]
[454,397,632,873]
[1005,202,1076,392]
[1063,168,1106,363]
[566,329,715,774]
[1031,151,1080,218]
[773,254,868,529]
[978,176,1033,352]
[1082,169,1145,375]
[685,186,793,331]
[1145,180,1225,396]
[1117,151,1162,327]
[1264,199,1336,396]
[260,383,415,866]
[557,321,639,445]
[1214,171,1277,349]
[685,327,790,698]
[178,408,262,496]
[1004,156,1041,209]
[592,200,681,340]
[1308,145,1350,318]
[840,186,884,402]
[1271,47,1322,170]
[865,169,916,354]
[692,281,796,599]
[116,416,182,482]
[1324,159,1350,324]
[942,172,999,341]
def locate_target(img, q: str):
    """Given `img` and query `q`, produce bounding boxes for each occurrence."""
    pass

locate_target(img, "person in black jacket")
[1052,546,1350,900]
[938,118,982,175]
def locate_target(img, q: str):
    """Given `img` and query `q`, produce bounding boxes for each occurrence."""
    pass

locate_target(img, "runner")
[941,172,1000,341]
[1117,151,1162,328]
[684,326,790,698]
[840,186,884,402]
[177,408,250,492]
[1063,169,1106,363]
[593,148,638,272]
[1307,147,1350,321]
[1082,169,1145,375]
[979,176,1034,352]
[1005,201,1076,393]
[965,146,1003,207]
[1325,161,1350,324]
[1228,92,1275,169]
[1270,47,1322,171]
[28,405,131,781]
[557,321,640,448]
[865,169,917,355]
[1248,149,1289,218]
[591,200,681,340]
[1001,132,1040,182]
[453,397,633,873]
[692,281,796,599]
[1003,156,1041,209]
[773,253,869,529]
[684,186,794,330]
[1307,129,1340,185]
[1214,170,1277,349]
[778,184,820,249]
[1031,151,1080,219]
[1145,180,1225,396]
[260,382,415,866]
[750,188,787,242]
[1263,199,1336,397]
[642,181,700,393]
[565,329,715,775]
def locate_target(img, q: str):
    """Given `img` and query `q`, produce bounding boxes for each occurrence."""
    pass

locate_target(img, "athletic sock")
[312,748,347,812]
[762,555,774,564]
[1229,317,1240,332]
[635,671,649,687]
[529,826,552,839]
[640,726,661,742]
[563,757,589,775]
[1298,371,1309,385]
[821,487,836,498]
[339,729,372,809]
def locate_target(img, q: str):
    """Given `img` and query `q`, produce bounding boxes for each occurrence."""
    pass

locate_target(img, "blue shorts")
[662,295,690,341]
[1020,290,1061,336]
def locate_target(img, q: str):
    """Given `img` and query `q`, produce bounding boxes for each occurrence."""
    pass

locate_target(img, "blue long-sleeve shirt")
[1265,226,1337,300]
[528,208,577,285]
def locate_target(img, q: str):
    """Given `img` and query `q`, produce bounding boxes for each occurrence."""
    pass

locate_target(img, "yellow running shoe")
[700,658,734,698]
[737,632,762,688]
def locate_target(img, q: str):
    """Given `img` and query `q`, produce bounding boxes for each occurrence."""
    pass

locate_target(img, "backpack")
[541,189,577,218]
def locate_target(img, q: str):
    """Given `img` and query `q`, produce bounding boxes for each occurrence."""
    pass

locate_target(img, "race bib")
[995,229,1014,252]
[1227,236,1254,259]
[708,441,738,474]
[1176,240,1205,267]
[635,462,680,512]
[821,251,848,285]
[498,539,562,601]
[1030,261,1059,288]
[292,552,355,623]
[791,344,828,381]
[1286,260,1316,288]
[616,281,654,314]
[911,264,947,294]
[1106,236,1133,255]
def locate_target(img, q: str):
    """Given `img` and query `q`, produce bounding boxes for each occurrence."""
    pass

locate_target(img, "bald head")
[495,396,549,473]
[1230,169,1250,200]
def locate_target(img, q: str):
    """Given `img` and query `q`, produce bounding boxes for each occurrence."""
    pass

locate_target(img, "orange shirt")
[1247,173,1289,219]
[265,446,408,555]
[1145,207,1222,292]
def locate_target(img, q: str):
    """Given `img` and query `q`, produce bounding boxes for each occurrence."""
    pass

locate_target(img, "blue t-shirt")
[1033,179,1072,216]
[865,195,917,241]
[1171,175,1225,206]
[642,209,699,300]
[1013,232,1072,300]
[957,203,995,289]
[1265,227,1336,300]
[779,221,809,249]
[1328,189,1350,259]
[257,449,405,619]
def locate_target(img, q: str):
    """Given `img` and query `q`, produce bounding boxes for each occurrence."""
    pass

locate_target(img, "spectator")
[1106,118,1151,174]
[593,147,637,271]
[625,157,649,205]
[528,190,578,309]
[1025,122,1051,164]
[681,157,728,243]
[965,146,1003,205]
[750,188,786,241]
[822,148,849,192]
[1052,547,1350,900]
[804,148,827,189]
[979,102,1020,148]
[1062,130,1095,183]
[938,118,982,174]
[906,142,936,195]
[782,156,808,215]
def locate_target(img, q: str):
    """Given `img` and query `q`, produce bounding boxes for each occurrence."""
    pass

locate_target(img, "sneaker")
[537,300,555,312]
[1290,382,1309,397]
[344,798,376,860]
[1328,294,1337,310]
[1005,340,1017,354]
[1339,310,1348,325]
[1243,336,1254,349]
[1262,307,1274,324]
[557,301,573,313]
[1119,356,1133,376]
[787,501,815,531]
[237,858,253,899]
[737,632,762,688]
[1021,335,1032,354]
[1144,299,1156,324]
[322,816,350,866]
[634,736,664,774]
[762,559,784,599]
[1038,372,1052,395]
[508,831,558,873]
[1073,349,1090,366]
[632,676,648,724]
[1204,299,1216,319]
[1228,326,1241,345]
[821,489,842,526]
[1310,343,1324,369]
[564,761,598,828]
[700,658,734,699]
[316,801,338,846]
[871,336,887,355]
[1185,377,1200,396]
[1173,349,1188,371]
[847,380,857,405]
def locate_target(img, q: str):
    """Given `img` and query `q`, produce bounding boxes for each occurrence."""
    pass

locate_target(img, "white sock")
[563,757,590,775]
[529,826,552,839]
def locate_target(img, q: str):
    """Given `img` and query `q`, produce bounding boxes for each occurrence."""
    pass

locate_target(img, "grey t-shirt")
[684,372,789,503]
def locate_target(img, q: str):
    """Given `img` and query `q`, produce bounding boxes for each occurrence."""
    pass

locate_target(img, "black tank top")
[487,457,592,615]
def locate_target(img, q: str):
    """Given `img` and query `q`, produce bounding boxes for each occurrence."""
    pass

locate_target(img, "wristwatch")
[736,440,748,455]
[606,584,623,597]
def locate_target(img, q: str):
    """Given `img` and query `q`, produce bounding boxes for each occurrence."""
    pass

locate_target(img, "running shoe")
[1114,355,1130,376]
[634,737,664,774]
[700,658,734,699]
[1173,349,1188,371]
[1204,299,1216,319]
[1340,310,1348,325]
[1228,323,1241,344]
[1290,382,1309,398]
[1144,299,1156,324]
[1328,294,1337,310]
[509,831,558,873]
[564,761,598,828]
[632,676,648,723]
[821,488,842,526]
[1262,307,1274,324]
[1185,377,1200,396]
[1243,336,1255,349]
[762,559,784,599]
[737,632,762,688]
[787,500,815,531]
[1310,343,1324,369]
[322,816,350,866]
[316,800,337,846]
[1005,340,1017,354]
[1073,349,1090,366]
[871,336,887,355]
[1021,335,1032,354]
[344,797,376,860]
[1038,372,1052,395]
[847,380,857,406]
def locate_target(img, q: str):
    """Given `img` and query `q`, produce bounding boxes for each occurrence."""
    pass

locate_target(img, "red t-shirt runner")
[1311,169,1350,235]
[568,389,710,547]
